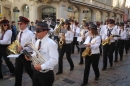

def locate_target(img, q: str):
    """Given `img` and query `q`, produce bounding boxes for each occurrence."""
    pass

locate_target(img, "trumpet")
[102,34,114,46]
[82,39,96,58]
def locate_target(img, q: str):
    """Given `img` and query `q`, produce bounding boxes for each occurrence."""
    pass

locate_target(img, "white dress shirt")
[73,26,80,37]
[102,26,118,43]
[84,35,101,54]
[65,30,74,44]
[18,27,35,53]
[0,30,12,45]
[70,24,75,31]
[32,35,58,70]
[117,28,127,40]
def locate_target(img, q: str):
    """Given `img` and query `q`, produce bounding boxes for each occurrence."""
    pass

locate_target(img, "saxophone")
[54,18,64,36]
[59,33,65,49]
[82,38,96,58]
[102,34,114,46]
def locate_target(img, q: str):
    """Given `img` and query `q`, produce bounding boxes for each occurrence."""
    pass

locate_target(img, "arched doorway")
[83,8,92,22]
[22,4,29,18]
[104,12,109,21]
[42,7,56,21]
[67,5,78,21]
[96,10,101,22]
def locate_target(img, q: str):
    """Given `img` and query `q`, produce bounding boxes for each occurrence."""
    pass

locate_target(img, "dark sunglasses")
[3,24,8,26]
[18,23,24,25]
[36,29,44,33]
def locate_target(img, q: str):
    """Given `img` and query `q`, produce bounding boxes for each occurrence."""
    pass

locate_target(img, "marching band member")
[81,24,101,86]
[56,20,74,75]
[97,22,102,55]
[25,21,58,86]
[0,18,15,79]
[124,24,129,54]
[102,19,117,71]
[14,16,35,86]
[79,22,89,65]
[114,22,127,62]
[71,22,80,54]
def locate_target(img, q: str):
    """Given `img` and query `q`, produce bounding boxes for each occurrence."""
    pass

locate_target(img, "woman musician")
[78,22,89,65]
[56,20,74,75]
[81,24,101,86]
[114,22,127,62]
[0,18,15,79]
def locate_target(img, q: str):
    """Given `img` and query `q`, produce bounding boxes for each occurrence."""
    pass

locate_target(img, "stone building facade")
[0,0,127,24]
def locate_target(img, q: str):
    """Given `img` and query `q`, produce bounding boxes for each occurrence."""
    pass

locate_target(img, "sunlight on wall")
[125,0,130,8]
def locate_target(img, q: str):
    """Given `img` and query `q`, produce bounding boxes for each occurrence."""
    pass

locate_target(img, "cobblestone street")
[0,51,130,86]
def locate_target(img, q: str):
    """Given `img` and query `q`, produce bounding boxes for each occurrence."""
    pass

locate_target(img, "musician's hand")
[25,55,31,61]
[34,64,42,71]
[86,43,91,47]
[117,37,121,40]
[17,46,23,52]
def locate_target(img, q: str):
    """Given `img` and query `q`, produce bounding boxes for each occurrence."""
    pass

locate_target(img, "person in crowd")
[29,21,36,33]
[25,21,58,86]
[56,20,74,75]
[14,16,35,86]
[114,22,127,62]
[71,22,80,54]
[0,18,15,79]
[102,19,117,71]
[81,24,101,86]
[78,22,89,65]
[11,21,17,42]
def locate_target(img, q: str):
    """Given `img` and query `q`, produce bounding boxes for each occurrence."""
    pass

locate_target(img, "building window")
[68,6,78,21]
[23,4,29,18]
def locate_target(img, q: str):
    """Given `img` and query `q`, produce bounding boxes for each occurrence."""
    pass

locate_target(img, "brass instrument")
[82,38,96,58]
[54,18,64,36]
[59,33,65,49]
[24,41,49,73]
[102,34,114,46]
[7,40,20,55]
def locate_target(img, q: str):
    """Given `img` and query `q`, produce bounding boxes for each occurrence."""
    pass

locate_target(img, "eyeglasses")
[3,24,8,26]
[18,23,24,25]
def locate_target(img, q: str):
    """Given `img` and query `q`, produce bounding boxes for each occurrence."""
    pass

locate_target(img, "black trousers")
[58,43,74,72]
[99,44,102,55]
[0,45,15,77]
[14,54,33,86]
[79,48,85,63]
[125,40,129,54]
[83,54,100,83]
[33,70,54,86]
[71,37,79,53]
[115,40,125,61]
[103,42,115,68]
[115,40,119,61]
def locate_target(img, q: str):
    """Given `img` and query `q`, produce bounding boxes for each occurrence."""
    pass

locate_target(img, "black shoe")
[0,76,3,79]
[70,67,74,71]
[11,73,15,77]
[114,60,117,62]
[95,77,99,81]
[79,62,84,65]
[110,64,113,67]
[56,72,62,75]
[102,68,106,71]
[80,83,88,86]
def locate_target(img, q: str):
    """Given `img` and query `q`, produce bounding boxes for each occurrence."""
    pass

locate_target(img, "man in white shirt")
[71,22,80,53]
[14,16,35,86]
[102,19,117,71]
[26,21,58,86]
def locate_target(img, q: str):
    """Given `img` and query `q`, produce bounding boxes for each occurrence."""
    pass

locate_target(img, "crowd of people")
[0,16,130,86]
